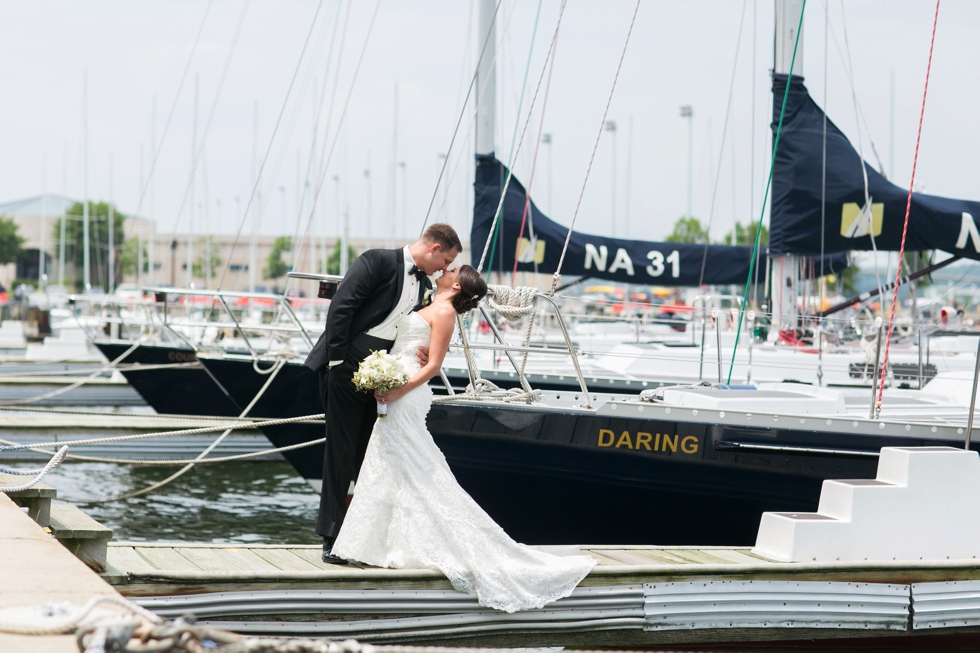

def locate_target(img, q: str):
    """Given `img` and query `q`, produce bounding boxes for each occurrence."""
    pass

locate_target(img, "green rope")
[726,0,806,384]
[483,0,545,277]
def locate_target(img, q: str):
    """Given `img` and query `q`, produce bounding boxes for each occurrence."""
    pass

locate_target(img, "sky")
[0,0,976,248]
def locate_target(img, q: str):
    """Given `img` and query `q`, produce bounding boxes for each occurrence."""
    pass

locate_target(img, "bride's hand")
[375,386,408,404]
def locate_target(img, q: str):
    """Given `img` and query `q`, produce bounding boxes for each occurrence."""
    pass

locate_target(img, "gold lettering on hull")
[595,429,700,455]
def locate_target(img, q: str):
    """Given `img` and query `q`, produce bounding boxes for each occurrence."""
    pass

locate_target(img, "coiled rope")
[0,595,160,636]
[435,286,541,404]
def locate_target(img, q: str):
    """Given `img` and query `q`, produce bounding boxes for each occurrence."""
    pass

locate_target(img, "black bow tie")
[409,265,427,282]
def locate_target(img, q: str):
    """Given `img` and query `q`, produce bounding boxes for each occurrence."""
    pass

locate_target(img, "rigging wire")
[293,0,382,261]
[479,0,552,275]
[697,0,749,287]
[291,0,349,271]
[510,10,561,282]
[416,0,504,236]
[819,0,828,294]
[549,0,642,292]
[211,0,327,293]
[839,0,885,309]
[131,0,213,222]
[168,0,252,242]
[819,0,887,176]
[423,0,527,232]
[876,0,941,416]
[725,0,806,384]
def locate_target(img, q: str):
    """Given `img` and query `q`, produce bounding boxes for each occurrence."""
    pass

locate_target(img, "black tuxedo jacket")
[304,248,432,372]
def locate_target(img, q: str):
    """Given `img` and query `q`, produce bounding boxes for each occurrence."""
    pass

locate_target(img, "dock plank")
[251,547,323,572]
[176,547,248,572]
[707,548,770,565]
[595,548,674,566]
[662,548,736,564]
[136,546,202,572]
[107,546,158,574]
[213,547,282,572]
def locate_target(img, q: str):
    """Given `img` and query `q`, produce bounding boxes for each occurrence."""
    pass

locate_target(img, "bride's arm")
[376,306,455,403]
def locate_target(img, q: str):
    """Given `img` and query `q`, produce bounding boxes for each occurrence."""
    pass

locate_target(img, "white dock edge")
[913,580,980,630]
[643,581,909,631]
[753,447,980,563]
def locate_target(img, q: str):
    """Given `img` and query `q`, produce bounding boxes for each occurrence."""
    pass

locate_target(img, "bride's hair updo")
[451,265,488,314]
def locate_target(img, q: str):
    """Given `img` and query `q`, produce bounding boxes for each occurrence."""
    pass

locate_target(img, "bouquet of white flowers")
[353,350,410,418]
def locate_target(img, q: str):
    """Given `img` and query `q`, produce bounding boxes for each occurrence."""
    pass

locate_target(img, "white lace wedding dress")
[332,312,596,612]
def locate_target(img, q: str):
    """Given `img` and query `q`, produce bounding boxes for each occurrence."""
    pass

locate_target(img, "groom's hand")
[416,346,429,367]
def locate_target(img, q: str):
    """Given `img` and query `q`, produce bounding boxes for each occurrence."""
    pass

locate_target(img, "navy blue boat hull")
[192,356,932,546]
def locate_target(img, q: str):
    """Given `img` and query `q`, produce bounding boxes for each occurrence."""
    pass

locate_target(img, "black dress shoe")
[322,540,349,565]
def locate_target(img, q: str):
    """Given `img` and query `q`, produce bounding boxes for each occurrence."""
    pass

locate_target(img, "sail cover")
[770,73,980,261]
[471,154,846,285]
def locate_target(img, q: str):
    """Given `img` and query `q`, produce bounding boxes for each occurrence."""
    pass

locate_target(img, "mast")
[83,69,90,291]
[188,73,198,287]
[59,141,67,287]
[771,0,804,329]
[249,100,258,293]
[148,95,156,286]
[108,153,114,293]
[475,0,496,157]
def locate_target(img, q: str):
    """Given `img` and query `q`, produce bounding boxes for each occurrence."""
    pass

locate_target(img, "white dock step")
[753,447,980,563]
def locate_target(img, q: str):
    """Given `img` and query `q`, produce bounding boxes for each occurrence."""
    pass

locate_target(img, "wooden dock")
[103,541,980,647]
[0,492,122,653]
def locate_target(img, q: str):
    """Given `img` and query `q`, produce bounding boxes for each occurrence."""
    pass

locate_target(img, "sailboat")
[180,0,980,548]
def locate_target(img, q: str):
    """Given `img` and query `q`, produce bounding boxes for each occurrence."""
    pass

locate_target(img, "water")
[42,461,321,544]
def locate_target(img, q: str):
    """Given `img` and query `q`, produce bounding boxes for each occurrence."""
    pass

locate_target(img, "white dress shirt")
[329,246,420,367]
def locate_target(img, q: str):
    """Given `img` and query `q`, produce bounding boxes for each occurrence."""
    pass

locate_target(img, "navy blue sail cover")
[769,73,980,261]
[471,154,846,285]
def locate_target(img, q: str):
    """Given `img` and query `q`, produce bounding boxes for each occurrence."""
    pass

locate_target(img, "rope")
[0,338,143,406]
[440,286,541,404]
[876,0,940,416]
[94,358,288,503]
[0,435,323,467]
[0,412,323,454]
[725,0,806,384]
[0,595,161,636]
[0,446,66,492]
[477,0,566,275]
[550,0,641,293]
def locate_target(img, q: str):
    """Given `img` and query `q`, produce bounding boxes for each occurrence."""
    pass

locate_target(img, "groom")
[305,223,462,563]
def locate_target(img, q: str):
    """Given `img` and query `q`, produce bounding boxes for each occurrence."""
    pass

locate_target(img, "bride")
[332,265,596,613]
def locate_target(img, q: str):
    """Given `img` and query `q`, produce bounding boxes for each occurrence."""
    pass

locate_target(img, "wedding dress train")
[332,312,596,612]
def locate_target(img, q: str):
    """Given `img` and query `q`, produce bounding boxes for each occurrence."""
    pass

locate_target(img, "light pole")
[542,133,552,215]
[680,105,693,218]
[605,121,617,236]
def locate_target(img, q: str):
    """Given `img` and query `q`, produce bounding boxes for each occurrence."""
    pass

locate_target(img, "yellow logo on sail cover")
[516,237,545,264]
[840,201,883,238]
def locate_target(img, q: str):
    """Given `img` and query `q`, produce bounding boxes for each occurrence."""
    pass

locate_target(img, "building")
[0,194,471,294]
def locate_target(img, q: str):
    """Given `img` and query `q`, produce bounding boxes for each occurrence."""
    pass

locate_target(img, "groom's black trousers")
[315,333,395,540]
